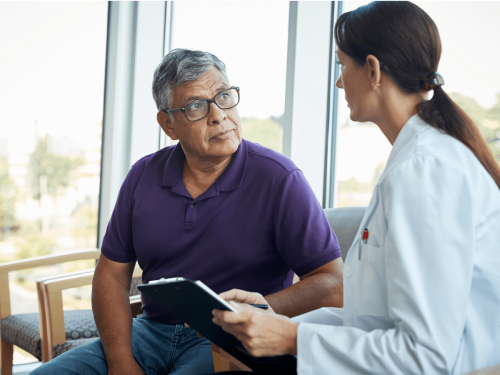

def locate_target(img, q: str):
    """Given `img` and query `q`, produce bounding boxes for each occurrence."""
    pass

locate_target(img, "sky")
[0,2,108,151]
[1,1,499,149]
[170,1,289,120]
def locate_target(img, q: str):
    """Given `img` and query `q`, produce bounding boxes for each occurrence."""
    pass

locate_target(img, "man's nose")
[207,102,227,126]
[336,76,343,89]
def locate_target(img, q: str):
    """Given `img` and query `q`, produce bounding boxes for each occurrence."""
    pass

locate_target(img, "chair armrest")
[43,271,95,359]
[0,248,100,319]
[461,364,500,375]
[42,266,142,360]
[36,269,95,363]
[211,343,252,372]
[0,249,100,274]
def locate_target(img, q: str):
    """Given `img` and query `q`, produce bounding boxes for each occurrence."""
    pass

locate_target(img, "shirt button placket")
[184,202,196,227]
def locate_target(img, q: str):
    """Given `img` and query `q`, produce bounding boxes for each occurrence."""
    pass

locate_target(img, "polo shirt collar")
[159,139,248,192]
[218,139,248,192]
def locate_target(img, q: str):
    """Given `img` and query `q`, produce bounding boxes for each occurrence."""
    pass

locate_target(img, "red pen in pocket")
[359,229,369,260]
[362,229,369,243]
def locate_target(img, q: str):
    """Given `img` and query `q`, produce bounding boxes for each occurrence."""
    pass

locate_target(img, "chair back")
[323,207,366,261]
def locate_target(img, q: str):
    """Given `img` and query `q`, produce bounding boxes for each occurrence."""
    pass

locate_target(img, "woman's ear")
[366,54,382,90]
[157,112,179,140]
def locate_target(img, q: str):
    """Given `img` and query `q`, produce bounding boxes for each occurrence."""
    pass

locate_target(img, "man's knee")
[30,339,107,375]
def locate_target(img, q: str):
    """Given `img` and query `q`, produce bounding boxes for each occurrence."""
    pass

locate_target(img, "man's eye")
[219,93,229,100]
[190,102,202,109]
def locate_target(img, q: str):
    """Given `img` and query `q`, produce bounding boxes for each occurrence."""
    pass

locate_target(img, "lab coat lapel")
[377,114,430,184]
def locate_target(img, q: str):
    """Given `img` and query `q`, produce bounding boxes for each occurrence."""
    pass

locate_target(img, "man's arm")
[264,258,343,317]
[92,253,144,375]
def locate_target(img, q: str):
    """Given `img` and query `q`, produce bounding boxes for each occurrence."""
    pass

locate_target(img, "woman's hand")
[212,302,298,357]
[219,289,275,313]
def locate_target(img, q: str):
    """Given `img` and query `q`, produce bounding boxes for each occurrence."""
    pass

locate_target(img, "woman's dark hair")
[335,1,500,189]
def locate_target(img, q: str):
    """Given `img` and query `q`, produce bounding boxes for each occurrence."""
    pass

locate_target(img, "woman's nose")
[336,76,343,89]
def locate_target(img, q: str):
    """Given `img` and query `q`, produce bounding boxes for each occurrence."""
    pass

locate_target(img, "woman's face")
[336,49,378,122]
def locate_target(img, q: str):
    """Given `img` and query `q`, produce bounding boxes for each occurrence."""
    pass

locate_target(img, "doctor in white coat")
[212,2,500,374]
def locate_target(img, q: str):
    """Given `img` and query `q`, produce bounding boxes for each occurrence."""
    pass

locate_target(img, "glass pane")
[334,1,387,208]
[333,1,500,207]
[0,2,107,363]
[170,1,289,153]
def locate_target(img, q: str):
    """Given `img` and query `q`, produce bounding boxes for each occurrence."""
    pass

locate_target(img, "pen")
[249,304,268,309]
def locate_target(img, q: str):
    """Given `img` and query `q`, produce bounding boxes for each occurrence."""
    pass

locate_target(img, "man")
[32,49,343,375]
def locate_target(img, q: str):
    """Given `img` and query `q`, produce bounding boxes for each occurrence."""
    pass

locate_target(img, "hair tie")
[422,72,445,91]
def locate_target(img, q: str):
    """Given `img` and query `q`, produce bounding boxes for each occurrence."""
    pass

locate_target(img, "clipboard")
[138,278,297,374]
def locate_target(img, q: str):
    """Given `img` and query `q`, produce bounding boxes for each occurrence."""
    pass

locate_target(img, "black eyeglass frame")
[163,86,240,122]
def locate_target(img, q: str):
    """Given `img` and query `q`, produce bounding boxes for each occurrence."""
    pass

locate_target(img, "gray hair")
[152,49,229,119]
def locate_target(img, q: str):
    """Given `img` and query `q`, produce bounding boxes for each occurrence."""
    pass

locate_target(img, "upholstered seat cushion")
[52,337,99,358]
[323,207,366,260]
[1,310,99,360]
[129,276,142,296]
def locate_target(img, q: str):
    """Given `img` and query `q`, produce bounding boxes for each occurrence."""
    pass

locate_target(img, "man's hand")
[212,302,298,357]
[108,359,144,375]
[219,289,275,313]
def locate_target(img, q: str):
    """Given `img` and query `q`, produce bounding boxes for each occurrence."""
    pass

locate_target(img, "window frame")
[98,0,347,247]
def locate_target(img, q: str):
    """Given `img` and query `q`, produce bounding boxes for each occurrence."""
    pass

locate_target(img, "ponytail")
[418,87,500,189]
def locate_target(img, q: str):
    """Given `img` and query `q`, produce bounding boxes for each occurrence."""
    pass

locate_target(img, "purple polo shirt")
[101,139,340,324]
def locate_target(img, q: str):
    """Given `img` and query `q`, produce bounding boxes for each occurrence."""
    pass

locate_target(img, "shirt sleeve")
[272,169,341,277]
[296,156,474,374]
[100,162,146,263]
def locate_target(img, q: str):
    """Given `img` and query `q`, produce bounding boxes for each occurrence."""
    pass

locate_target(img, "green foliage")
[449,92,500,166]
[241,117,283,153]
[338,177,372,193]
[14,233,55,260]
[0,157,18,235]
[26,135,84,199]
[71,203,98,242]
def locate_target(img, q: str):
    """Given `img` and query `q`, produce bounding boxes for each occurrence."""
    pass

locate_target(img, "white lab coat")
[294,115,500,374]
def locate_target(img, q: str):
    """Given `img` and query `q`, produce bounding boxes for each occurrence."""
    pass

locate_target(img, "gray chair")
[323,207,366,261]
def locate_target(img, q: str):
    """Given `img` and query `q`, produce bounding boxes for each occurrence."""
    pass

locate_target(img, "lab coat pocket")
[354,243,388,317]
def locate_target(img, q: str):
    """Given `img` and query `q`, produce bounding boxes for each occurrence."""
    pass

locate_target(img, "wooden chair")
[35,268,95,363]
[40,266,143,360]
[0,249,101,375]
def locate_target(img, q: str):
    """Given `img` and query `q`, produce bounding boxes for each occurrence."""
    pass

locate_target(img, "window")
[332,1,500,207]
[0,2,107,364]
[169,1,289,153]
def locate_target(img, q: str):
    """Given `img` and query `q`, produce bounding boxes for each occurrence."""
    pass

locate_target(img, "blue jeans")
[31,316,214,375]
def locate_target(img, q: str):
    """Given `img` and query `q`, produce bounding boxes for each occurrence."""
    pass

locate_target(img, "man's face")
[159,67,242,161]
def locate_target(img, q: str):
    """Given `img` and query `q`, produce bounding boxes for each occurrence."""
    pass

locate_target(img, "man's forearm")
[265,272,343,317]
[91,272,134,366]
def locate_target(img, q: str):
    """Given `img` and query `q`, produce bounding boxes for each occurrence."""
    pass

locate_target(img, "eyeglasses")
[164,87,240,122]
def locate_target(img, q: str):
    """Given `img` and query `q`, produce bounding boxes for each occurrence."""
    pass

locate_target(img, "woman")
[212,2,500,374]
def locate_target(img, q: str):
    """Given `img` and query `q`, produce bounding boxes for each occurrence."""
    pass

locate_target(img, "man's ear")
[157,112,178,140]
[366,54,382,90]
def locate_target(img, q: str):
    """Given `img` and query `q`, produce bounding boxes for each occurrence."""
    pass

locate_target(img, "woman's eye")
[190,102,202,109]
[220,93,229,100]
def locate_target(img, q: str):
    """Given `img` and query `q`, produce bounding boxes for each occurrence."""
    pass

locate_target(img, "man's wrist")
[104,347,135,367]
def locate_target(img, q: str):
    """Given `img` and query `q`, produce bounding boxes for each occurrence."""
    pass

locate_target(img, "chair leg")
[1,339,14,375]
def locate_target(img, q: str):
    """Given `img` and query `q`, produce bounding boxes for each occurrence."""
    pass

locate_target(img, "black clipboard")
[138,278,297,374]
